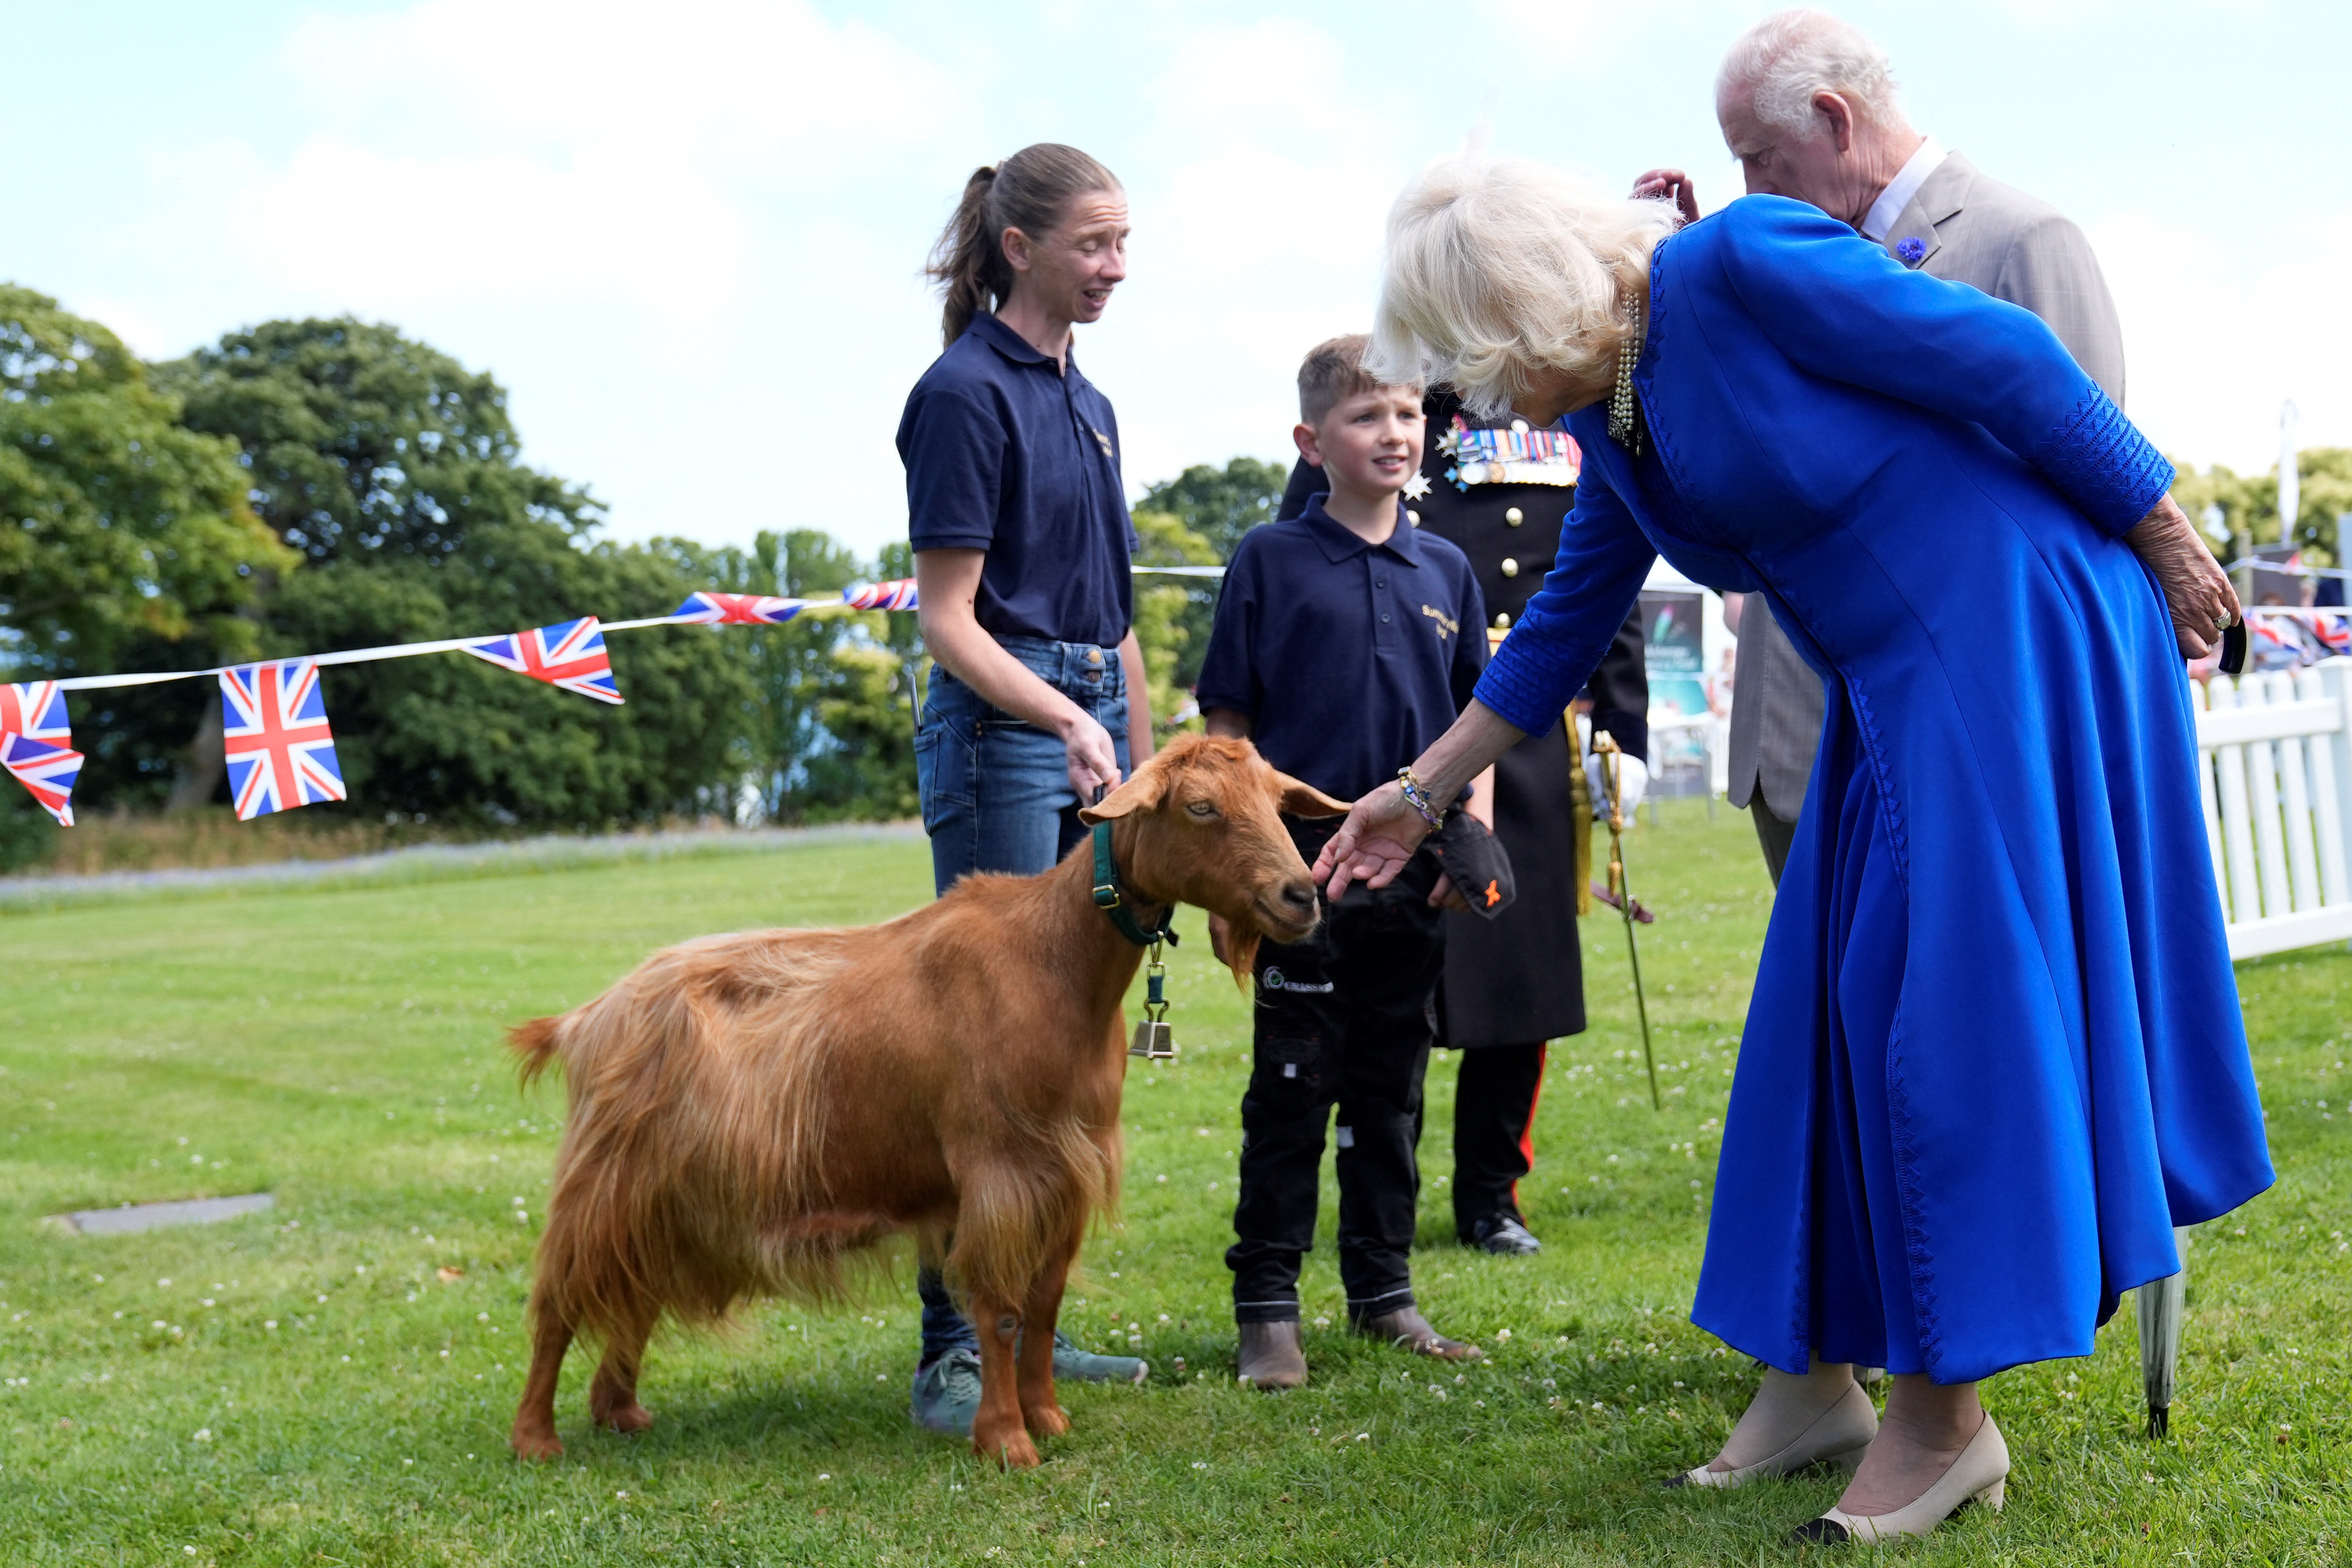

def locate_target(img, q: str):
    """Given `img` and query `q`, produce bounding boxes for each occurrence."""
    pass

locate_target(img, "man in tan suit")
[1639,7,2127,884]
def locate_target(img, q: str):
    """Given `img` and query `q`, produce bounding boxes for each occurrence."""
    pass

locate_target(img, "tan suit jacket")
[1727,153,2126,821]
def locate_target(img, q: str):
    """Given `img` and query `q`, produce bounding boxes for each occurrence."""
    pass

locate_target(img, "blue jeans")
[912,635,1131,1364]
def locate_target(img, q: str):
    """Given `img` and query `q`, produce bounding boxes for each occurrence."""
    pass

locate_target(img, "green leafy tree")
[1139,456,1289,561]
[695,529,921,823]
[1130,508,1219,731]
[158,318,585,561]
[128,318,754,827]
[1135,457,1284,691]
[0,285,293,678]
[2173,448,2352,573]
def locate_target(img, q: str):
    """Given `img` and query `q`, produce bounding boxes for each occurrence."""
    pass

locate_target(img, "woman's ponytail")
[927,166,1006,348]
[924,144,1121,349]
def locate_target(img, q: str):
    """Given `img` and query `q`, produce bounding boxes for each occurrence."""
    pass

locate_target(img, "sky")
[7,0,2350,560]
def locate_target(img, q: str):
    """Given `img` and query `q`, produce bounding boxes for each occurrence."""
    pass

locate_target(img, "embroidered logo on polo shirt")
[1259,966,1334,997]
[1090,427,1115,460]
[1421,604,1459,638]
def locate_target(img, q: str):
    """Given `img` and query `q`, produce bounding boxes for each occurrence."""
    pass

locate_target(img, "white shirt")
[1860,136,1946,242]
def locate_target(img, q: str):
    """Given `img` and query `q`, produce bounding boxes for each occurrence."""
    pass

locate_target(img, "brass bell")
[1128,941,1177,1060]
[1129,1019,1176,1059]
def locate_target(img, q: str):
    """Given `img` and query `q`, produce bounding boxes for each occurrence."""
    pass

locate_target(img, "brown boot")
[1354,1305,1482,1361]
[1236,1319,1309,1390]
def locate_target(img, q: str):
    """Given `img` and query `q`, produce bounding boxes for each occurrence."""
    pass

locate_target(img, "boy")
[1195,335,1492,1390]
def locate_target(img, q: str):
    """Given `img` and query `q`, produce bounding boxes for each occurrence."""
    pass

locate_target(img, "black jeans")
[1450,1040,1547,1236]
[1229,818,1445,1323]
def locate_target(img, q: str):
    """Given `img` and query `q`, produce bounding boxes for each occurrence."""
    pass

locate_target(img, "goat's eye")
[1185,801,1218,819]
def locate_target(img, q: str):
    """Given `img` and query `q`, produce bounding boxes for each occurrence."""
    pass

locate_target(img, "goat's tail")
[508,1015,564,1088]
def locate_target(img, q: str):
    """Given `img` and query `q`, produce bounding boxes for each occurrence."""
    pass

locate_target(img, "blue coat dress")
[1477,196,2274,1384]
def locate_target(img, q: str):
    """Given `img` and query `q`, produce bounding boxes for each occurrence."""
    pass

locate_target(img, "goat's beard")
[1222,924,1263,994]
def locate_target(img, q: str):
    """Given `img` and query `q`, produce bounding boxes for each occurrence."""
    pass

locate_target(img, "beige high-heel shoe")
[1791,1410,2009,1543]
[1664,1377,1877,1489]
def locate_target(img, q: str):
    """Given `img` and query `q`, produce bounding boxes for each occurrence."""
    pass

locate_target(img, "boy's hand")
[1207,912,1234,967]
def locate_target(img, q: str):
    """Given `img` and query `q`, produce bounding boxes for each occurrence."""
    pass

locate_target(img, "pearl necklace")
[1607,299,1644,456]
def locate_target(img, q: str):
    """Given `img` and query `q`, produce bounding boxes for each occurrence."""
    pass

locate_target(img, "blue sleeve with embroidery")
[1472,438,1657,736]
[1715,196,2171,534]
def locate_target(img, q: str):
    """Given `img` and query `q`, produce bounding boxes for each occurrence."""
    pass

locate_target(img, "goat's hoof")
[975,1428,1042,1469]
[1022,1403,1070,1440]
[510,1427,565,1461]
[594,1401,654,1435]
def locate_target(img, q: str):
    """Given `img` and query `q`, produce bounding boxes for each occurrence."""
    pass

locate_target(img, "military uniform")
[1279,388,1646,1245]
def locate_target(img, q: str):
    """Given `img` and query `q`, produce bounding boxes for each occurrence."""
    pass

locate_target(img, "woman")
[895,142,1155,1434]
[1316,156,2272,1543]
[1276,394,1651,1257]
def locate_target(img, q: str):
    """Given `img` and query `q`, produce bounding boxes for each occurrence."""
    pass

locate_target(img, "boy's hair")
[1298,333,1420,426]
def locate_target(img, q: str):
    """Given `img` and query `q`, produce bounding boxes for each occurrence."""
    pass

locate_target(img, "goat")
[505,734,1346,1467]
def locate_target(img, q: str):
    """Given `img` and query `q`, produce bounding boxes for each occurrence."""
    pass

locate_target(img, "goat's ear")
[1273,772,1353,819]
[1078,767,1167,824]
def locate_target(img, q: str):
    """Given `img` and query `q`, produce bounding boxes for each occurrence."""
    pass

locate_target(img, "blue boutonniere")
[1895,236,1928,266]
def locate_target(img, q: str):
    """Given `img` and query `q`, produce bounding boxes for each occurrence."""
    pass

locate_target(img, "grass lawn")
[0,801,2345,1566]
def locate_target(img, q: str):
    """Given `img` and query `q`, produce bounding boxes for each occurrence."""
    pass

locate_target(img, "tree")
[158,318,585,561]
[703,529,922,824]
[1130,509,1219,730]
[2172,448,2352,571]
[0,285,293,678]
[1139,456,1289,563]
[126,317,756,827]
[1135,457,1285,691]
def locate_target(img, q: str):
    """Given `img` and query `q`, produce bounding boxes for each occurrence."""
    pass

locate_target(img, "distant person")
[1277,394,1649,1257]
[897,141,1153,1437]
[1198,336,1491,1390]
[1316,152,2268,1544]
[1636,8,2127,888]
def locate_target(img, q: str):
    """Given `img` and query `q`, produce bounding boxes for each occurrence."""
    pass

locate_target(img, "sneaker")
[1051,1329,1148,1384]
[909,1347,983,1436]
[1467,1214,1542,1256]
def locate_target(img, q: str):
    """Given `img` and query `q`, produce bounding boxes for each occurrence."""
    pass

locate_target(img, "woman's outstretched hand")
[1314,780,1434,900]
[2126,495,2240,659]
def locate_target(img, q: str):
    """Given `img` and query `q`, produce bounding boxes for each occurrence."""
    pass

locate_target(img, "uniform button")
[1504,507,1524,526]
[1500,558,1520,578]
[1493,612,1511,630]
[1510,419,1529,434]
[1405,509,1419,525]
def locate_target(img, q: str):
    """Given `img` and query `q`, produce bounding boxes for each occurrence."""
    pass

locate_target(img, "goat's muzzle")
[1256,875,1322,943]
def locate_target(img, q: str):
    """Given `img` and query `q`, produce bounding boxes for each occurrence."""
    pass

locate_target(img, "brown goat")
[505,734,1347,1467]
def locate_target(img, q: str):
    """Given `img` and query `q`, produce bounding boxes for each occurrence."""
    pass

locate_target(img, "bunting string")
[7,565,1219,826]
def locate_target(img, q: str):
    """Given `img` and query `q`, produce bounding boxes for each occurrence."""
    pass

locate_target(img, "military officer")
[1278,386,1647,1254]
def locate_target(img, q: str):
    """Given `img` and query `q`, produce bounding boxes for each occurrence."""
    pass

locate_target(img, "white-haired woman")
[1314,156,2272,1544]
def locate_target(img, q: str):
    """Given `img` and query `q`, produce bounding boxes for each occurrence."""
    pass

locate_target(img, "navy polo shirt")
[1196,495,1488,803]
[898,313,1138,648]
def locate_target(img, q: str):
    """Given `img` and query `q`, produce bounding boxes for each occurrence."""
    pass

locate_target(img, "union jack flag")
[0,681,83,827]
[222,660,347,821]
[465,616,624,704]
[843,578,920,611]
[670,591,803,625]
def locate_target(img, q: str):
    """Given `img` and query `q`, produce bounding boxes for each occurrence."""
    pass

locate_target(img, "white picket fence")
[2194,658,2352,960]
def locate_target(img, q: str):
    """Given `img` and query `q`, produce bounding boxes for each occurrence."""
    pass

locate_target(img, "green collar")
[1092,820,1177,948]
